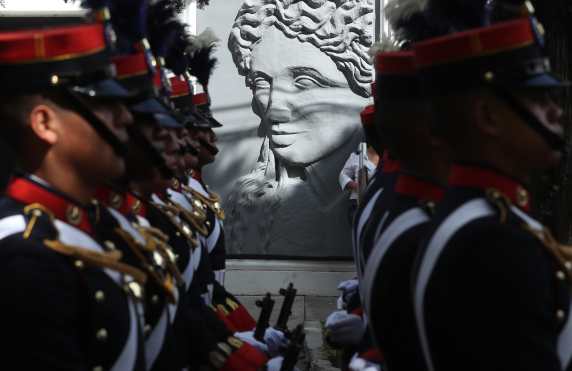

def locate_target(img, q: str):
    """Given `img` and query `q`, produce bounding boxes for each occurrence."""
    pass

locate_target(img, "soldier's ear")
[28,104,59,145]
[474,94,503,137]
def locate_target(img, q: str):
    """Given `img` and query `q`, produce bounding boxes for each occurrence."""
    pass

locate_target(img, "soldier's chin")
[104,159,126,182]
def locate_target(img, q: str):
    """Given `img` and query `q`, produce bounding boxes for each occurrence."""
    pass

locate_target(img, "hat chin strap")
[127,126,174,180]
[491,86,565,152]
[199,138,219,156]
[62,89,128,157]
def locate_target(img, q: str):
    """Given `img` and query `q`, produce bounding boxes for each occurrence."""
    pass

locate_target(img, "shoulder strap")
[362,207,429,317]
[414,198,494,371]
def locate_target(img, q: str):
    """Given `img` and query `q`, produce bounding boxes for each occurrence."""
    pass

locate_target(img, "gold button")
[93,366,103,371]
[557,271,566,281]
[152,295,160,304]
[110,193,123,209]
[557,310,566,320]
[144,324,152,335]
[209,351,227,369]
[217,342,232,356]
[104,241,116,250]
[516,187,529,208]
[96,328,108,341]
[74,260,84,269]
[125,281,143,299]
[227,336,243,349]
[176,232,181,237]
[566,262,572,271]
[95,291,105,303]
[66,205,81,225]
[50,75,59,85]
[484,71,495,82]
[206,221,211,227]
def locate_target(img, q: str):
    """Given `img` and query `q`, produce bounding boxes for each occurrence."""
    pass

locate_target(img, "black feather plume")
[164,21,194,75]
[488,0,531,22]
[426,0,490,32]
[80,0,111,10]
[384,0,449,47]
[197,0,210,8]
[109,0,150,53]
[187,29,219,90]
[147,0,180,58]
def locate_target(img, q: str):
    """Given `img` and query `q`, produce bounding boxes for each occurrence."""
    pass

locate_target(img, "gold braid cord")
[152,201,205,241]
[522,225,572,284]
[182,183,225,221]
[43,239,147,285]
[486,188,572,284]
[114,228,182,304]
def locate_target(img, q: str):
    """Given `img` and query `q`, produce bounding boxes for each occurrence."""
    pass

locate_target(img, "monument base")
[224,259,355,297]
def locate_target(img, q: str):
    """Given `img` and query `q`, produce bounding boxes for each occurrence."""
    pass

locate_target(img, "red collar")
[191,170,202,182]
[448,164,530,212]
[95,186,147,217]
[6,176,94,235]
[382,151,401,174]
[395,173,445,203]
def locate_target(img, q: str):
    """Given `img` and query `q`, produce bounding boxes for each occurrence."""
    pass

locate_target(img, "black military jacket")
[364,173,444,371]
[414,164,572,371]
[0,175,146,371]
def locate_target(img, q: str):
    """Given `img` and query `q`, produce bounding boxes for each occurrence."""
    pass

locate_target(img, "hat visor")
[130,97,172,115]
[71,78,132,99]
[521,73,570,89]
[152,112,183,129]
[209,116,223,128]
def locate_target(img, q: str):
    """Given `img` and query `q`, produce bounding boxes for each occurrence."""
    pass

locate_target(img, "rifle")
[254,293,275,341]
[275,283,297,332]
[357,142,369,204]
[279,324,305,371]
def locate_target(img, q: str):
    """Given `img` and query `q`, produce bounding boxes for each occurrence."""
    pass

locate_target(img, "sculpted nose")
[267,106,291,123]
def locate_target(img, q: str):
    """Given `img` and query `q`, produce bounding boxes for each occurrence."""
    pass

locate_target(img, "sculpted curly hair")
[228,0,375,97]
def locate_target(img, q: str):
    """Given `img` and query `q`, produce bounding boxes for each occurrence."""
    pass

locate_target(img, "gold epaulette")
[151,202,201,245]
[182,184,225,221]
[43,239,147,285]
[114,228,182,304]
[485,188,512,223]
[157,199,208,237]
[22,203,55,239]
[522,226,572,284]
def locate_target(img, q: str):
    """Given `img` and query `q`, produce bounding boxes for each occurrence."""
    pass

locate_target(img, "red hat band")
[414,19,534,68]
[112,52,150,80]
[0,24,106,65]
[360,105,375,127]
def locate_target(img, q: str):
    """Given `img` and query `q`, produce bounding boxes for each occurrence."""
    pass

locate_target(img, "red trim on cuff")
[221,342,268,371]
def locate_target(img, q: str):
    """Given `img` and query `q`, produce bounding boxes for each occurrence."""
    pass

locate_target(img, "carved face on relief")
[250,28,365,167]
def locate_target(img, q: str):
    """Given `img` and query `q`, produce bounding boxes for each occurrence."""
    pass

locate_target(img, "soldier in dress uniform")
[324,104,388,371]
[412,3,572,371]
[112,2,286,369]
[168,70,289,360]
[361,49,450,371]
[0,8,148,371]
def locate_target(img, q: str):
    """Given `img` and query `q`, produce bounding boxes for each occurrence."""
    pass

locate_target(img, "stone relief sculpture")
[226,0,374,257]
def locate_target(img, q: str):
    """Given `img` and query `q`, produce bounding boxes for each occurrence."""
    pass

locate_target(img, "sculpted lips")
[270,124,306,147]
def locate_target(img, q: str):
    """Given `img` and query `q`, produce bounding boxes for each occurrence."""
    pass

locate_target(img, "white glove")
[325,310,366,346]
[337,279,359,294]
[235,331,268,354]
[265,356,300,371]
[264,327,289,357]
[337,279,359,309]
[349,353,381,371]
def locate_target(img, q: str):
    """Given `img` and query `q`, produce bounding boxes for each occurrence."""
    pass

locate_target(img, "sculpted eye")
[294,76,327,89]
